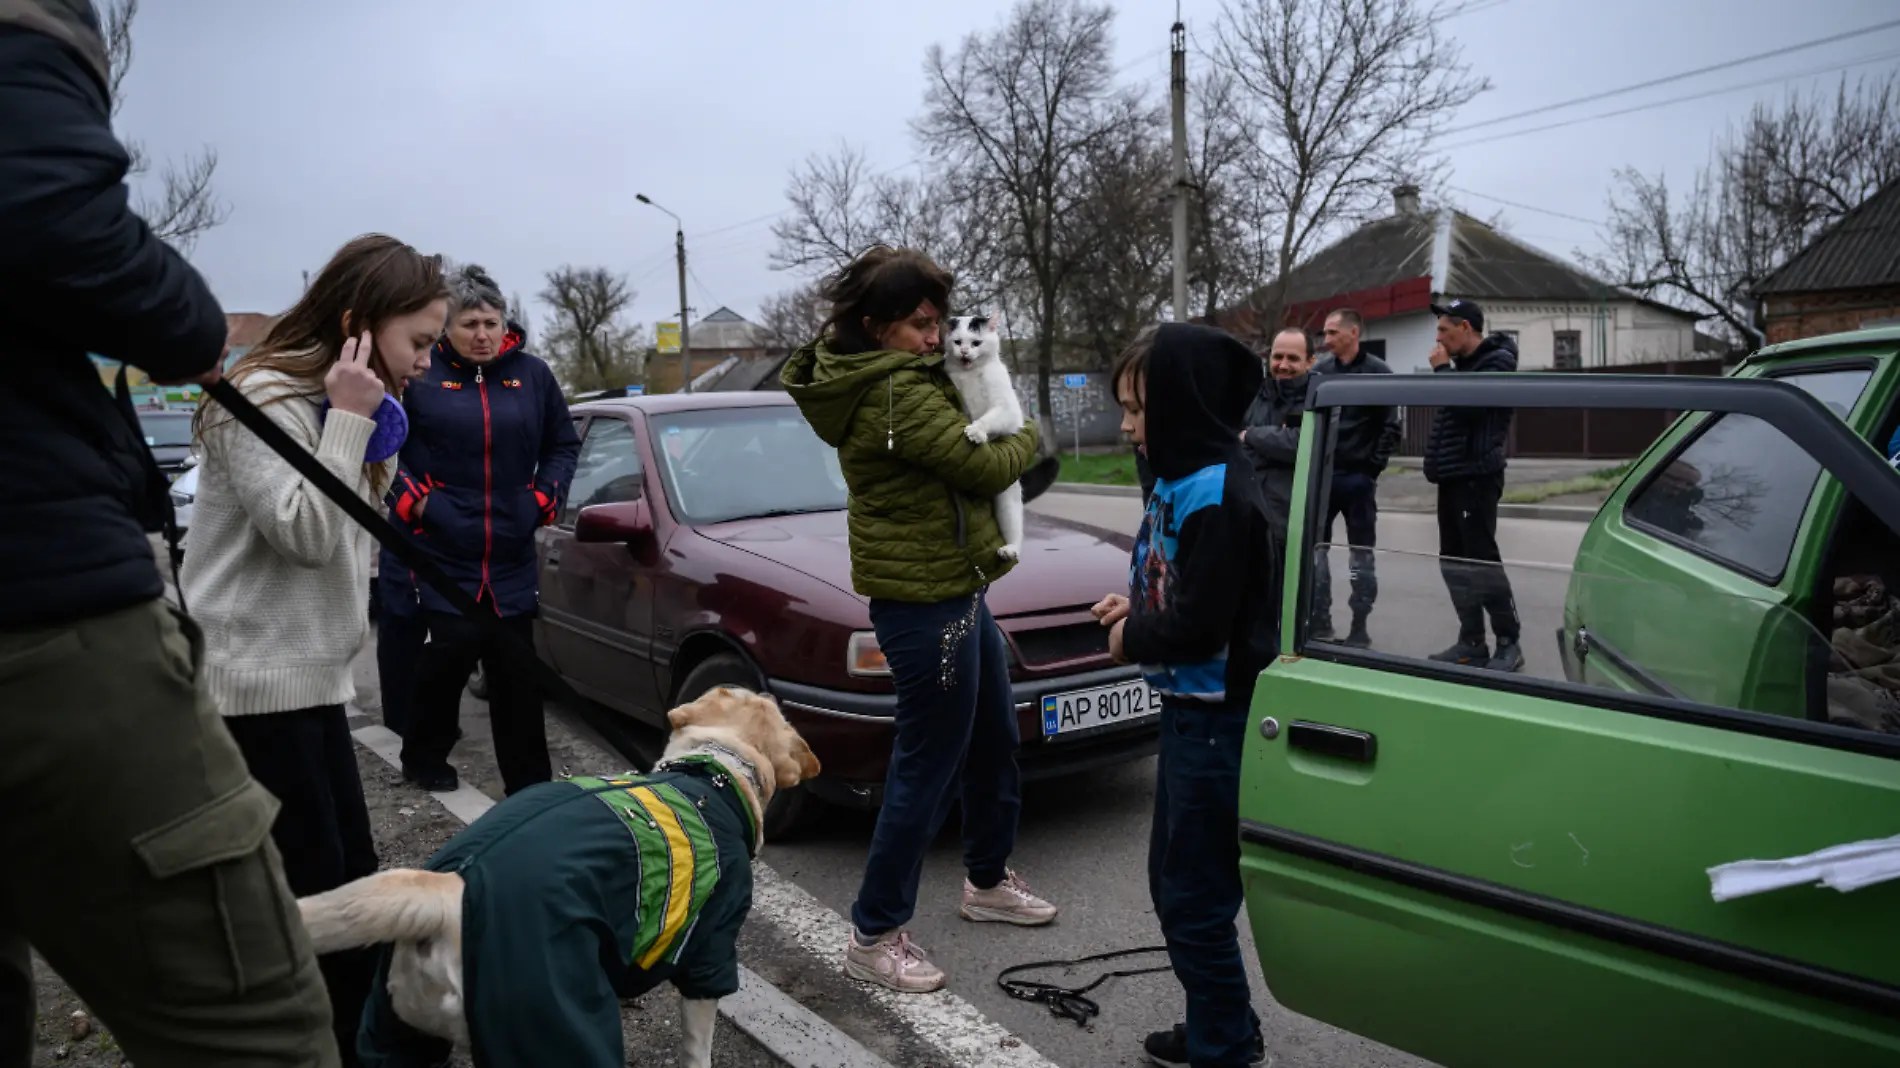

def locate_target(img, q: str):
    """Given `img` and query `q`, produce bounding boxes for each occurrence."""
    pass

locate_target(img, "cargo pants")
[0,598,337,1068]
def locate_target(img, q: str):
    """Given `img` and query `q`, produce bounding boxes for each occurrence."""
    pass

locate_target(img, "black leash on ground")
[203,379,585,708]
[997,945,1173,1028]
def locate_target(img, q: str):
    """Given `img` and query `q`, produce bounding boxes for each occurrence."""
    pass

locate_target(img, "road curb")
[1051,481,1141,498]
[346,720,899,1068]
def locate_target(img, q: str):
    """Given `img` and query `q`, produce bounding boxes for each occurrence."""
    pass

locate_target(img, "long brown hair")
[819,245,953,355]
[197,234,448,493]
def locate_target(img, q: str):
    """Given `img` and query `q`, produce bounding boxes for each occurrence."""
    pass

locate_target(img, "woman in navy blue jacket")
[393,265,579,795]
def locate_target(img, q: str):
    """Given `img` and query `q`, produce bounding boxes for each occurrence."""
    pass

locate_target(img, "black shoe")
[1343,618,1372,649]
[403,764,459,792]
[1487,640,1525,673]
[1309,618,1337,642]
[1429,640,1489,665]
[1143,1023,1268,1067]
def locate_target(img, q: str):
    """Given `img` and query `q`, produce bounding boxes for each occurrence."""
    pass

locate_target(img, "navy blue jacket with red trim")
[387,325,580,617]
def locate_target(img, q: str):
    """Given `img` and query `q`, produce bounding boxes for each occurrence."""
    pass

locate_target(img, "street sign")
[627,385,645,396]
[1063,373,1088,388]
[656,321,681,354]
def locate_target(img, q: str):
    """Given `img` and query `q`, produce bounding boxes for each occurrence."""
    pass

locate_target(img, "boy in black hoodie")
[1093,323,1277,1068]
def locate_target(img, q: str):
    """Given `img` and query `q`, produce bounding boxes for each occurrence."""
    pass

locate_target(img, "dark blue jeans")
[1149,703,1260,1067]
[1313,472,1379,624]
[375,605,426,738]
[852,591,1020,935]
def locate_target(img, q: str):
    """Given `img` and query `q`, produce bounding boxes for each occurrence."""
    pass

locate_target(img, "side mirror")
[574,498,654,544]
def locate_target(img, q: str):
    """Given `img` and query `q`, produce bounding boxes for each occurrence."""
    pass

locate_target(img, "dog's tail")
[297,869,463,955]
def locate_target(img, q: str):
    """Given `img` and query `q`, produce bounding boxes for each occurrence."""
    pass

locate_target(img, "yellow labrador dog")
[298,687,819,1068]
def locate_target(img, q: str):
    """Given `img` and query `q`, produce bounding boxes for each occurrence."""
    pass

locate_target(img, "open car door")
[1241,374,1900,1068]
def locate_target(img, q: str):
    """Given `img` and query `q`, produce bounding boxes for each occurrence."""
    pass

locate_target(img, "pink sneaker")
[843,929,946,993]
[960,869,1058,926]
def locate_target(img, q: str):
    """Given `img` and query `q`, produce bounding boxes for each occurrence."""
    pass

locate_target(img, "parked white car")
[167,460,199,535]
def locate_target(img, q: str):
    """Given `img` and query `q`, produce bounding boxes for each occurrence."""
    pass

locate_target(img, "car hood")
[700,509,1131,616]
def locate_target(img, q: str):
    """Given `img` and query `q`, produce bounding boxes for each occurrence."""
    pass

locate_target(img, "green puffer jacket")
[781,342,1039,603]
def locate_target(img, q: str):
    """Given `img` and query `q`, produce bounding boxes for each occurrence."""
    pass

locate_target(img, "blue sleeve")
[1123,492,1247,667]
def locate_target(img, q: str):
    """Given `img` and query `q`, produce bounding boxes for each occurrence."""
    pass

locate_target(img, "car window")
[137,411,194,447]
[649,407,848,525]
[1297,385,1898,751]
[1623,368,1874,581]
[561,417,643,527]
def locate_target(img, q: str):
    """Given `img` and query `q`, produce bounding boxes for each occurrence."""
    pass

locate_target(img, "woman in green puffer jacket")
[780,246,1055,993]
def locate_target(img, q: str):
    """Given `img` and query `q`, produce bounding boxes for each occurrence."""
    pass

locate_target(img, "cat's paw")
[963,424,989,445]
[997,544,1020,562]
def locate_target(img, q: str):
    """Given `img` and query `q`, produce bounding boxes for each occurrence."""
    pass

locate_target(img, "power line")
[1449,185,1603,226]
[1440,15,1900,137]
[1439,46,1900,151]
[686,264,726,314]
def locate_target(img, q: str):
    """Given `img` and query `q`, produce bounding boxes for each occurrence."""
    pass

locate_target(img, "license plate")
[1041,680,1160,738]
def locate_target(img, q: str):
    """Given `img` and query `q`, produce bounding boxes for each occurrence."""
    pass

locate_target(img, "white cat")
[944,313,1026,563]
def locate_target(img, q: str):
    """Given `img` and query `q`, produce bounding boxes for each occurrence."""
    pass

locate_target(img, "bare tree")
[1059,103,1175,367]
[539,267,644,392]
[1213,0,1487,330]
[102,0,229,252]
[919,0,1136,443]
[759,281,829,353]
[1184,67,1274,324]
[1592,73,1900,346]
[769,145,1015,312]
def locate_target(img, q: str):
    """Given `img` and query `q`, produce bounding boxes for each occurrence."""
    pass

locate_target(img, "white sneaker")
[843,929,946,993]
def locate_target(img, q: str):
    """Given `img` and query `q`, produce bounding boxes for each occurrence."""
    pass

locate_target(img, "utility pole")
[637,193,693,393]
[1169,15,1190,322]
[675,228,692,393]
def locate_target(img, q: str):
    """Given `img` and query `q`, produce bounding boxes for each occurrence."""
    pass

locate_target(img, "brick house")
[1756,177,1900,344]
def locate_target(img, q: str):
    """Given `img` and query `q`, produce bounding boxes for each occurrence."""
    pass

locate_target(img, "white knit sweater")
[180,370,394,717]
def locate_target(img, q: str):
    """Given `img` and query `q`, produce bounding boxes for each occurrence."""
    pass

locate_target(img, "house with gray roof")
[1229,186,1700,374]
[1756,176,1900,344]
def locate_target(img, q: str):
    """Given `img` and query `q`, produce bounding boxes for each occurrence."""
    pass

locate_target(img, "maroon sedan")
[533,391,1159,838]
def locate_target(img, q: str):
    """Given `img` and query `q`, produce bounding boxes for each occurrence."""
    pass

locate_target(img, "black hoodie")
[1123,324,1279,710]
[1423,332,1518,484]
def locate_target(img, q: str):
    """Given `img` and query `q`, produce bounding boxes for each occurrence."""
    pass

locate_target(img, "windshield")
[138,411,194,447]
[649,406,847,525]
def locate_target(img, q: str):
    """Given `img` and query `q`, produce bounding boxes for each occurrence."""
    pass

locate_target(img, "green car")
[1240,326,1900,1068]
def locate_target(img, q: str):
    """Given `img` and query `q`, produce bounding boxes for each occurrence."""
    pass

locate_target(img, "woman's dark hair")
[196,233,448,492]
[819,245,953,354]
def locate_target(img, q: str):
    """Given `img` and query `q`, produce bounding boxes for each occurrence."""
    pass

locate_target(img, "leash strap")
[996,945,1173,1027]
[204,378,579,704]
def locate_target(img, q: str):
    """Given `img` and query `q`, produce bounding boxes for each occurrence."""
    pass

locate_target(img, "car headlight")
[846,631,891,677]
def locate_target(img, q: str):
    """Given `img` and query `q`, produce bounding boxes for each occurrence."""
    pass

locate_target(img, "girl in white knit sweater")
[182,234,448,1065]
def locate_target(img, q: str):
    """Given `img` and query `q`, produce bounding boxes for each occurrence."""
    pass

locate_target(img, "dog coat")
[357,763,757,1068]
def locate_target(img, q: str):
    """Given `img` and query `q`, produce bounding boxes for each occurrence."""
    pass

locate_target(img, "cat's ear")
[988,311,1005,337]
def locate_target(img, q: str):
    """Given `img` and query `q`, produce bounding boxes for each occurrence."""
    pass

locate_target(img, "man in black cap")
[1422,299,1523,672]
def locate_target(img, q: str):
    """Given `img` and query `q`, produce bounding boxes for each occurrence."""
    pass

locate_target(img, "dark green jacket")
[358,771,755,1068]
[781,342,1038,603]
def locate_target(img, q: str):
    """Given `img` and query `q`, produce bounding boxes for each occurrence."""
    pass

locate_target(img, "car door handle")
[1287,720,1377,763]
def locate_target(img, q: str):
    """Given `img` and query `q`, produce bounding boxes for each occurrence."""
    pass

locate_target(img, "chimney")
[1393,183,1422,216]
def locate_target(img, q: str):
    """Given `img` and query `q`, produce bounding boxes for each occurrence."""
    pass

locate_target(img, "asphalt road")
[757,494,1588,1068]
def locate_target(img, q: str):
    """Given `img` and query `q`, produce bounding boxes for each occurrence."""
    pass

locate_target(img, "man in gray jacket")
[1238,327,1316,550]
[1308,309,1401,647]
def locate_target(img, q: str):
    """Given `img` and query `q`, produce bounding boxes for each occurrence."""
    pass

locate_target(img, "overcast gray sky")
[121,0,1900,334]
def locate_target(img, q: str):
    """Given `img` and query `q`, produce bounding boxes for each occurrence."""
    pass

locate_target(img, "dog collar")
[656,745,763,854]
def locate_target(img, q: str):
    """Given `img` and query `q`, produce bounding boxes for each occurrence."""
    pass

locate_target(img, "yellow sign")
[656,321,681,354]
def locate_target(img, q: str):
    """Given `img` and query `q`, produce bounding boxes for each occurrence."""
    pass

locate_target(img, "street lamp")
[636,193,692,393]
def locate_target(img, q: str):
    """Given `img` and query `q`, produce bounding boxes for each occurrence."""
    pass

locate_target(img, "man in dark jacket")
[1238,327,1315,551]
[0,4,336,1065]
[1308,309,1400,647]
[1423,299,1523,672]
